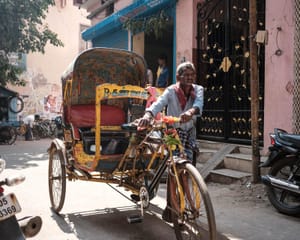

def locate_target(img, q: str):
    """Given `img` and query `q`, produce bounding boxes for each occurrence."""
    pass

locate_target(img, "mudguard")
[48,138,67,165]
[0,216,25,240]
[259,146,286,167]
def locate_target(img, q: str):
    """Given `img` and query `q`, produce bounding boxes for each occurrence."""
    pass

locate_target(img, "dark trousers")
[25,125,33,141]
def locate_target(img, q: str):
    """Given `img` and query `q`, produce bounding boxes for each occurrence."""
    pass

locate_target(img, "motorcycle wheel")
[0,126,17,145]
[266,157,300,216]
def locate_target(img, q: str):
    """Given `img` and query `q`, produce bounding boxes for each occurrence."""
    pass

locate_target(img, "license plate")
[0,193,21,221]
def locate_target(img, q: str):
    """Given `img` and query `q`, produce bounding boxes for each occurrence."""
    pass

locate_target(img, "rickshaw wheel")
[169,162,217,240]
[48,147,66,213]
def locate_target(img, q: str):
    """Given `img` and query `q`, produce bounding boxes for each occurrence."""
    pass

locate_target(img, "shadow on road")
[50,205,175,240]
[0,139,50,170]
[50,203,230,240]
[0,151,48,170]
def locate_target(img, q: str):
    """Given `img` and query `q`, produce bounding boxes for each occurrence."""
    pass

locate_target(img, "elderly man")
[139,61,204,162]
[138,61,204,222]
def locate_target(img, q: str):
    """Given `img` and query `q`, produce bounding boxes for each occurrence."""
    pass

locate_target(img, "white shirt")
[23,114,35,127]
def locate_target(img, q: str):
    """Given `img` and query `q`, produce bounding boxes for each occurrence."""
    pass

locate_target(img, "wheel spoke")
[279,190,288,203]
[169,162,216,240]
[48,148,66,213]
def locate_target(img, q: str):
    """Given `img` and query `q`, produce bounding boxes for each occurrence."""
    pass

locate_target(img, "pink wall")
[176,0,195,64]
[263,0,294,152]
[176,0,296,152]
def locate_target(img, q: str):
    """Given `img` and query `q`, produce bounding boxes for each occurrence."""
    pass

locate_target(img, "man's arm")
[145,87,170,116]
[180,85,203,123]
[192,85,204,116]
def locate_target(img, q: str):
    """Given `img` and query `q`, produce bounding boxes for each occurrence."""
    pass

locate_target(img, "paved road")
[0,139,173,240]
[0,139,227,240]
[2,139,300,240]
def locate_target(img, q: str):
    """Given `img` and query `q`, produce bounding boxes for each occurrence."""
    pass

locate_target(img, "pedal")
[127,214,143,224]
[130,194,140,202]
[127,186,149,224]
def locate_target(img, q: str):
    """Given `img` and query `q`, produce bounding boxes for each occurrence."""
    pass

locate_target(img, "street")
[1,139,300,240]
[0,139,177,240]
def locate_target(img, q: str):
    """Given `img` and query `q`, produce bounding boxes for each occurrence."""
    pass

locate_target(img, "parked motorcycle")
[260,128,300,216]
[0,157,42,239]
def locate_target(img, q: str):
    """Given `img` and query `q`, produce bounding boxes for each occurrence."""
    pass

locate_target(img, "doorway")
[144,23,174,86]
[196,0,265,144]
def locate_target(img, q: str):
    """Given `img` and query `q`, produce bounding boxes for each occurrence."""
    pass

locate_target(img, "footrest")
[127,215,143,224]
[121,123,137,131]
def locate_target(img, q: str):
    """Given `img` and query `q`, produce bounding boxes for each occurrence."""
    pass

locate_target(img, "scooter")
[0,158,42,239]
[260,128,300,216]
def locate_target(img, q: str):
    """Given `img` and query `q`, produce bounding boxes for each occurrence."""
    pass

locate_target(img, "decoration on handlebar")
[163,128,181,151]
[162,116,180,124]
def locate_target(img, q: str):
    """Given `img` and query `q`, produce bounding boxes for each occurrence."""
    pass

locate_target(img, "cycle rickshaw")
[48,48,216,240]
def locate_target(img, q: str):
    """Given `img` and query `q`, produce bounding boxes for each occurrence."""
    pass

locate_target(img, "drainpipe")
[293,1,300,134]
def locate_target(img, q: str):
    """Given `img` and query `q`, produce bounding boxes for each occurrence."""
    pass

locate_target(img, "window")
[106,3,114,16]
[79,24,91,52]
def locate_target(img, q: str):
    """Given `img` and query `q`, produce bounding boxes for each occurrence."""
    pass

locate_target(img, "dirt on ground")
[206,179,300,240]
[208,178,268,207]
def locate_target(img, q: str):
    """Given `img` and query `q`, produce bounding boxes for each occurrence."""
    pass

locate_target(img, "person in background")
[138,61,204,222]
[23,114,35,141]
[155,54,169,88]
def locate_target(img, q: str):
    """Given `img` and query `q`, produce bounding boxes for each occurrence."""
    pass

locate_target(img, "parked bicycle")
[32,117,56,139]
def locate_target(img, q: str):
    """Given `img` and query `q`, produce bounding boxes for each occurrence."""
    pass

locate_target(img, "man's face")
[158,58,165,66]
[177,68,196,86]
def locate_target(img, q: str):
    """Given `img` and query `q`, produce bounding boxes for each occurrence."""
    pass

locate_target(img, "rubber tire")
[266,157,300,216]
[169,162,217,240]
[0,126,17,145]
[48,147,66,213]
[7,127,17,145]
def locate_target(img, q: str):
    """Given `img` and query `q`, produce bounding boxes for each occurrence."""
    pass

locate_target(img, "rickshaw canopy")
[61,47,147,105]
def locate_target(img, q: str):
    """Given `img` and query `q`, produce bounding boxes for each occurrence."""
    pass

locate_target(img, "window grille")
[293,0,300,133]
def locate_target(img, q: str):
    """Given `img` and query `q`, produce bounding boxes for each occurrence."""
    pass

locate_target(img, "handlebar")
[121,116,181,132]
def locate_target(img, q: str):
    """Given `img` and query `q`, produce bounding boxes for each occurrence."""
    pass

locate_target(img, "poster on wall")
[43,94,62,119]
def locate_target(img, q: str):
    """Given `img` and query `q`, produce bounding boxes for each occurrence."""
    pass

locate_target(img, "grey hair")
[176,61,196,76]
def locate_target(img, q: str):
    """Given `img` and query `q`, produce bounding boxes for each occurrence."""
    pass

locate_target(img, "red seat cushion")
[67,104,125,139]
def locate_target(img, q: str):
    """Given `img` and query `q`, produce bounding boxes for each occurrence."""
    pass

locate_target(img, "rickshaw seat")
[68,104,125,139]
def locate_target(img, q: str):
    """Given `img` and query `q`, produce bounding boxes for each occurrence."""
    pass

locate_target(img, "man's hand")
[180,108,195,123]
[138,112,153,129]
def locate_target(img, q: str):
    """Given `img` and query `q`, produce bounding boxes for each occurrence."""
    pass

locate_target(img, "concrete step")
[233,144,265,156]
[200,145,237,180]
[224,153,269,173]
[224,153,252,173]
[198,148,217,163]
[208,168,251,184]
[235,145,252,154]
[195,162,204,172]
[197,140,225,150]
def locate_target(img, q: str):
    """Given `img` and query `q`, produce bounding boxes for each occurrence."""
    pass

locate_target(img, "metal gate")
[196,0,265,144]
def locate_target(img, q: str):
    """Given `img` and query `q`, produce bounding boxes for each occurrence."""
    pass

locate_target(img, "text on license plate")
[0,193,21,221]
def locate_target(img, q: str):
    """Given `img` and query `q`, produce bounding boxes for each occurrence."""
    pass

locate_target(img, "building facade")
[10,0,90,119]
[79,0,294,153]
